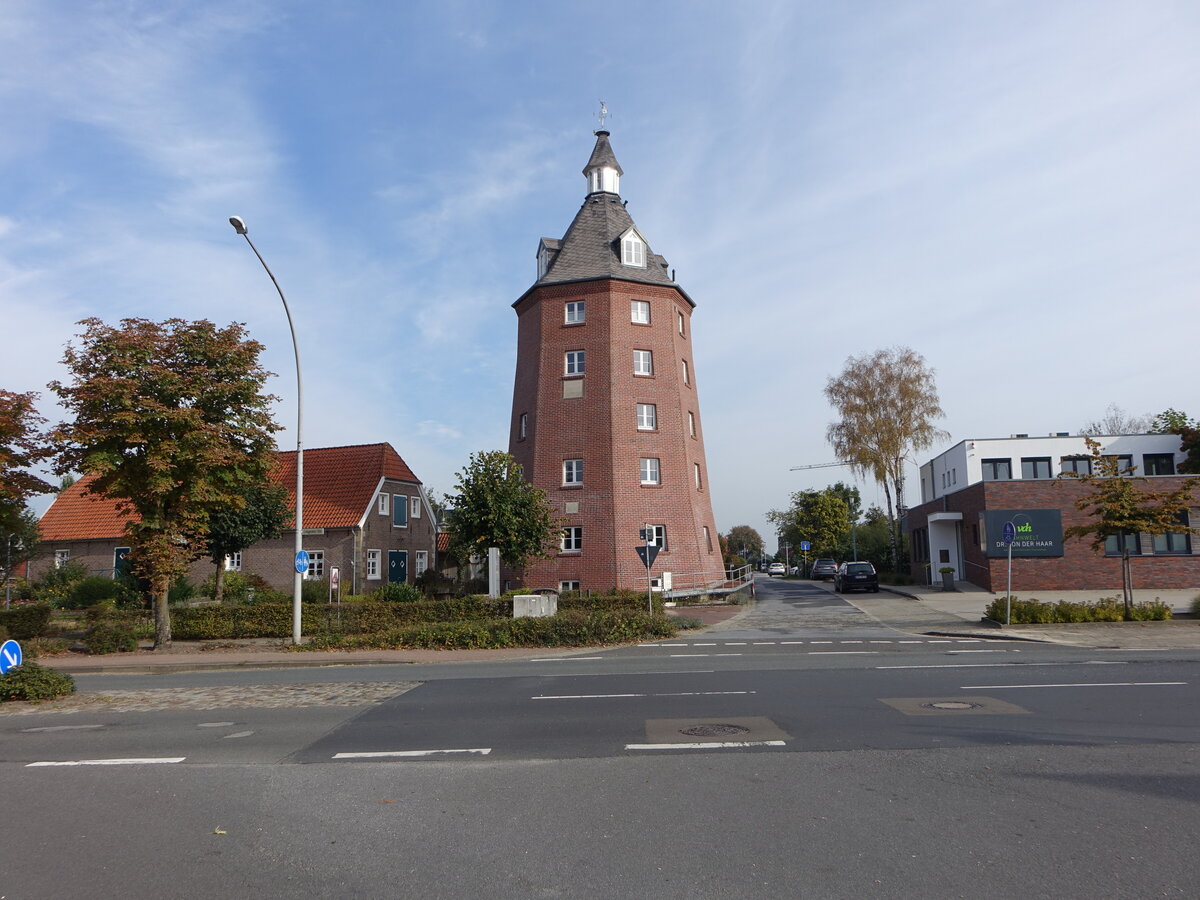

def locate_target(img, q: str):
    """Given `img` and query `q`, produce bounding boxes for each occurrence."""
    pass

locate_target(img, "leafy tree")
[0,389,54,535]
[205,480,290,603]
[1148,408,1194,434]
[1147,409,1200,474]
[2,507,40,606]
[724,525,765,565]
[768,487,852,563]
[1063,438,1199,617]
[1080,403,1150,436]
[49,317,280,647]
[825,347,947,570]
[446,451,561,576]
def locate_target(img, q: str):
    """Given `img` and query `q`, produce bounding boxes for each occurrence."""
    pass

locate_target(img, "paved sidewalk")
[852,582,1200,650]
[38,643,596,676]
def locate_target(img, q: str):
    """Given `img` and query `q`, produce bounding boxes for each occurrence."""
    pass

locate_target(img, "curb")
[50,657,424,676]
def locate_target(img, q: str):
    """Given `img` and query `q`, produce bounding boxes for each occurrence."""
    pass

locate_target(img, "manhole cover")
[923,701,982,710]
[678,723,751,737]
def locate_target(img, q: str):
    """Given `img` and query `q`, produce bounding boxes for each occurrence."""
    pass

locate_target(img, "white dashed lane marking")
[627,741,786,751]
[27,757,185,767]
[333,749,491,759]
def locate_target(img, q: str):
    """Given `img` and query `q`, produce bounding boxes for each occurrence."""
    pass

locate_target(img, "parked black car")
[834,561,878,593]
[810,558,838,581]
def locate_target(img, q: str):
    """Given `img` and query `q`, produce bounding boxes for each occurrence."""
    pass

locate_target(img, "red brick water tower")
[508,130,724,593]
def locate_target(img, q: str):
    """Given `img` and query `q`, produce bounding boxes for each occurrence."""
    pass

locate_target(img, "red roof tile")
[38,443,421,541]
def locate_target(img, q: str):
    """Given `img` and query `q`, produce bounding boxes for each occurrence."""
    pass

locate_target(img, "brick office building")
[31,443,438,595]
[507,130,724,593]
[906,434,1199,592]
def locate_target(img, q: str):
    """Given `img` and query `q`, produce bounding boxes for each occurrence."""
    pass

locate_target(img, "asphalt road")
[4,576,1198,898]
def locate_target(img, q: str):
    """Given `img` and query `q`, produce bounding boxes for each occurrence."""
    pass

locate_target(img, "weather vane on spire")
[597,100,609,129]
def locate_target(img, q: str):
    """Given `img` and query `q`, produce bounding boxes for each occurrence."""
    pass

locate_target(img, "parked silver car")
[811,558,838,580]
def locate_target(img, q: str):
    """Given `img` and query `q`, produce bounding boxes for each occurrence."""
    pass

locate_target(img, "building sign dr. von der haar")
[982,510,1064,558]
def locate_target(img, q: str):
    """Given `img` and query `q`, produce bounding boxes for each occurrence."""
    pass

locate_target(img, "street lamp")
[229,216,304,645]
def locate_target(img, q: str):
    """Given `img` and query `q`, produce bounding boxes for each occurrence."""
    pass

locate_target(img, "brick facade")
[907,477,1200,592]
[29,444,438,597]
[508,277,724,591]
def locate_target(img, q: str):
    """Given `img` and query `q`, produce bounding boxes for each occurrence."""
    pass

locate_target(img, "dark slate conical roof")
[532,131,674,290]
[583,129,623,177]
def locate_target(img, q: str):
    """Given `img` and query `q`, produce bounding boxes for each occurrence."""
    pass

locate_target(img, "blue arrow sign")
[1002,521,1016,546]
[0,639,22,675]
[295,550,310,574]
[799,541,812,552]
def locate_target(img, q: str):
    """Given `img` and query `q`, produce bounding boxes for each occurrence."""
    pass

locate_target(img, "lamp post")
[229,216,304,645]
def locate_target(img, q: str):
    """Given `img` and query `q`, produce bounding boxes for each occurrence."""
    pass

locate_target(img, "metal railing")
[661,564,754,600]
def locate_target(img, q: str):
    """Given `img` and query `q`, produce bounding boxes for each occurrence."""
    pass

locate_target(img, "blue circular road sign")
[1,639,23,675]
[295,550,311,574]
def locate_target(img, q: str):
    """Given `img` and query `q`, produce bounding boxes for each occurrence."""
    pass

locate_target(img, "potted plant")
[938,566,956,591]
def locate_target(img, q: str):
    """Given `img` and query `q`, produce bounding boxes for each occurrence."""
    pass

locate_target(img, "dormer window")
[620,228,646,268]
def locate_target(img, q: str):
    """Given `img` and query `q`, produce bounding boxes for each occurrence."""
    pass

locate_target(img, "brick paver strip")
[0,681,419,716]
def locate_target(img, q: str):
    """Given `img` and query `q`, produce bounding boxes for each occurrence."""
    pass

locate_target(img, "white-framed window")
[565,300,585,324]
[694,463,702,490]
[366,549,381,580]
[224,552,242,572]
[678,310,685,336]
[563,458,584,485]
[519,412,528,439]
[640,458,660,485]
[647,525,667,549]
[636,403,657,430]
[631,300,650,324]
[393,495,408,528]
[378,492,389,515]
[559,580,580,593]
[622,233,646,267]
[411,496,421,519]
[565,350,585,375]
[681,359,689,385]
[415,550,428,577]
[562,526,583,552]
[305,550,325,580]
[54,549,70,568]
[633,349,653,376]
[688,411,696,438]
[703,526,713,553]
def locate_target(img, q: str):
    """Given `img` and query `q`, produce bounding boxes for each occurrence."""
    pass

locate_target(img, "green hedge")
[0,604,53,640]
[0,662,76,702]
[986,596,1173,624]
[163,593,666,640]
[300,609,677,651]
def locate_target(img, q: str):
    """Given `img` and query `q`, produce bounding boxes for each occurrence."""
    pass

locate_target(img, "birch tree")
[825,347,947,571]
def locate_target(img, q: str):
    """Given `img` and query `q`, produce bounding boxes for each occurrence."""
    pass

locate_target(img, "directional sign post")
[1002,521,1016,625]
[1,639,22,675]
[295,550,310,575]
[637,525,659,613]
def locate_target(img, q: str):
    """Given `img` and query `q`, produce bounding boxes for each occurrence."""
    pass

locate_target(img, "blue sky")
[3,1,1198,550]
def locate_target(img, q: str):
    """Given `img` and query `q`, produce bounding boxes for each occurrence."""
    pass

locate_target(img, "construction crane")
[788,461,849,471]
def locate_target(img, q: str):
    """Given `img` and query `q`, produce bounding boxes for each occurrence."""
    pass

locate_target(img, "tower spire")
[583,127,623,196]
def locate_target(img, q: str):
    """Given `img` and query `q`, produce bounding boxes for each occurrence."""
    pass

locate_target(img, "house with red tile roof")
[30,443,438,596]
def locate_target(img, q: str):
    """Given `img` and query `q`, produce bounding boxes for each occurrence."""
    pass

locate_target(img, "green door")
[388,550,408,583]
